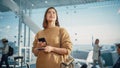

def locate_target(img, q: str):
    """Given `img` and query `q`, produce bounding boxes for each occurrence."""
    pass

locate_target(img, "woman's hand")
[37,41,47,48]
[33,47,39,56]
[33,42,47,56]
[44,46,54,53]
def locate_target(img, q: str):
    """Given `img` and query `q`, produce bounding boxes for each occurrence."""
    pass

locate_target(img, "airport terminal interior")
[0,0,120,68]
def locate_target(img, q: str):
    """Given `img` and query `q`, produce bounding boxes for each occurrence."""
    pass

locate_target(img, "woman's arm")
[44,46,68,55]
[32,47,39,56]
[32,32,47,56]
[32,41,47,56]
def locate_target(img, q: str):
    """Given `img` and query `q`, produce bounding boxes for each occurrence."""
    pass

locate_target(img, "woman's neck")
[47,21,55,28]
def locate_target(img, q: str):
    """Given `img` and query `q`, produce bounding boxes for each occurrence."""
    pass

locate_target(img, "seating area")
[1,56,23,68]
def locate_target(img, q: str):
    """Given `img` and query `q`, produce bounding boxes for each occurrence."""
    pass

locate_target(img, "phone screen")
[38,38,46,42]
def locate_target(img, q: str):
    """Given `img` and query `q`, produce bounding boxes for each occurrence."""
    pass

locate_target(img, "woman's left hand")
[44,46,54,53]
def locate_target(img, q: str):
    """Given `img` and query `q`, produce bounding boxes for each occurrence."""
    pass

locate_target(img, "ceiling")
[0,0,113,12]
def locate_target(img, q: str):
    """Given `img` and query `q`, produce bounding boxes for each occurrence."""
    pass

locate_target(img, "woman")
[32,7,72,68]
[92,39,103,68]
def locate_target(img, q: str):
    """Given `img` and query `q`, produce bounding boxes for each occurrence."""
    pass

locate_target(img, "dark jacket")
[113,57,120,68]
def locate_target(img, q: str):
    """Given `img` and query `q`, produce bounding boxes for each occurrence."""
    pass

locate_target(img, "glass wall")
[0,0,120,65]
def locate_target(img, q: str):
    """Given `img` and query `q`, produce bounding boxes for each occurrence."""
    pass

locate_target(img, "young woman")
[92,39,103,68]
[32,7,72,68]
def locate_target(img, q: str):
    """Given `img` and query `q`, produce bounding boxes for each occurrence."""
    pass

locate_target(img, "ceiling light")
[45,1,48,4]
[6,25,10,29]
[32,4,34,7]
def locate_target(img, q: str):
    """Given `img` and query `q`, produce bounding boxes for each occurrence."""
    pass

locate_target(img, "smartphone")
[37,38,46,50]
[38,38,47,45]
[38,38,46,42]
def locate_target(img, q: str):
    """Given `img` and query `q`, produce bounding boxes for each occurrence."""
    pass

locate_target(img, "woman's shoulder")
[59,27,70,36]
[59,27,66,31]
[36,30,44,35]
[37,30,43,33]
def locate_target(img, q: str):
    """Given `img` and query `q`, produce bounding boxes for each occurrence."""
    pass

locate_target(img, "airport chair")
[14,56,23,68]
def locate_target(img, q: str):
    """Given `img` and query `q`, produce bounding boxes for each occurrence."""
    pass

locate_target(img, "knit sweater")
[32,26,72,68]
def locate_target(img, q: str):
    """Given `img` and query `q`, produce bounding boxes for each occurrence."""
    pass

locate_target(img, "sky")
[0,0,120,46]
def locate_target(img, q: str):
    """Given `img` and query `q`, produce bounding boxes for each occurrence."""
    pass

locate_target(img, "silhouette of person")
[0,38,9,68]
[92,39,103,68]
[113,43,120,68]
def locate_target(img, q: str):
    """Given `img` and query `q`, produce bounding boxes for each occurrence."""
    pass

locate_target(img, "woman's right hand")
[33,42,47,56]
[35,41,47,51]
[33,47,39,56]
[37,42,45,48]
[36,41,46,48]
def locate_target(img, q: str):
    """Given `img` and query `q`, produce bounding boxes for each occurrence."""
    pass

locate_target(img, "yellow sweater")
[32,26,72,68]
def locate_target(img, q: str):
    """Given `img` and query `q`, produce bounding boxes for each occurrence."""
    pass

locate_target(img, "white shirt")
[92,44,100,60]
[2,43,9,54]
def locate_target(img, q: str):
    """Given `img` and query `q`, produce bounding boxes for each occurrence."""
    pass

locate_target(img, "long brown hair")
[42,7,60,29]
[95,39,99,44]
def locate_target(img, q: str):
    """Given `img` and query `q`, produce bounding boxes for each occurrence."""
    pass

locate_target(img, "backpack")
[7,46,14,56]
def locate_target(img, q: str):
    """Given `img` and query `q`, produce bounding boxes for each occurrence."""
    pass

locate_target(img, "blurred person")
[113,43,120,68]
[0,38,9,68]
[32,7,72,68]
[92,39,103,68]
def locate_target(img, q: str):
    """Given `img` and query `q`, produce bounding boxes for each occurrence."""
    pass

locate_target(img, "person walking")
[113,43,120,68]
[0,38,9,68]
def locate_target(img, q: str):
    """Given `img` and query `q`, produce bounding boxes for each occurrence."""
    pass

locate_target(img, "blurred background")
[0,0,120,68]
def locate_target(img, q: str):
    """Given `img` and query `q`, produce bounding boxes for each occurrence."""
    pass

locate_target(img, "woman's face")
[95,40,99,44]
[46,9,57,22]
